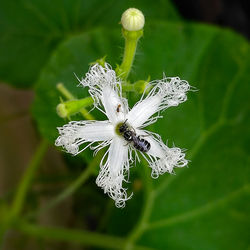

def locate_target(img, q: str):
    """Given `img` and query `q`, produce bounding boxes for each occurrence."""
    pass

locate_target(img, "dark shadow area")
[173,0,250,38]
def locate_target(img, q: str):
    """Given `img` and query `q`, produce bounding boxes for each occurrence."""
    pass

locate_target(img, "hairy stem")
[117,29,143,80]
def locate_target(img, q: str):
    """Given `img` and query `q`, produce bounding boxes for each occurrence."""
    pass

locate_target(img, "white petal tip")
[150,147,188,178]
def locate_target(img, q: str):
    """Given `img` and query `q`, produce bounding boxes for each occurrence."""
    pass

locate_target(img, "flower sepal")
[121,77,150,94]
[133,76,151,94]
[90,56,107,68]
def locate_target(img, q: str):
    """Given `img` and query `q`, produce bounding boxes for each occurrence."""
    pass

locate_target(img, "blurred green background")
[0,0,249,249]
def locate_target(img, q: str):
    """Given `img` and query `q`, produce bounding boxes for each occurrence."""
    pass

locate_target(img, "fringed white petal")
[80,63,128,124]
[127,95,162,129]
[55,120,114,155]
[55,63,192,208]
[127,77,190,128]
[96,136,132,208]
[101,85,128,124]
[137,130,188,178]
[80,63,119,104]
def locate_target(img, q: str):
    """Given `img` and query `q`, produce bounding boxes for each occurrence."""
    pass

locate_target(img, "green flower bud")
[56,97,93,119]
[121,8,145,31]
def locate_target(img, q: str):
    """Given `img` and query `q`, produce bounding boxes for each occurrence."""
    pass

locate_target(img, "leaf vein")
[147,184,250,230]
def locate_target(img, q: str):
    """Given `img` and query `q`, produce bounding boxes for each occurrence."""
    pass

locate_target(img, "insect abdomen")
[133,137,151,152]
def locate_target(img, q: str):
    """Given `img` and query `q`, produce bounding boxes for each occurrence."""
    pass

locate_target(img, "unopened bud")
[56,97,93,119]
[57,103,68,118]
[121,8,145,31]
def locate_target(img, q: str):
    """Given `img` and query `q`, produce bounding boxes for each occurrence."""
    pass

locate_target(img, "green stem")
[117,29,143,80]
[125,164,154,250]
[0,139,49,245]
[56,83,74,100]
[34,166,92,215]
[10,139,49,218]
[0,140,48,248]
[15,221,151,250]
[79,109,94,120]
[28,150,104,218]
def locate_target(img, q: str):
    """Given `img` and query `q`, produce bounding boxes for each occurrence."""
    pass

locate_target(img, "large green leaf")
[0,0,179,88]
[108,23,250,250]
[32,21,250,249]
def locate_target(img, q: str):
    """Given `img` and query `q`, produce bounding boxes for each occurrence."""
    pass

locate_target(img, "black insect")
[119,121,151,152]
[132,135,151,152]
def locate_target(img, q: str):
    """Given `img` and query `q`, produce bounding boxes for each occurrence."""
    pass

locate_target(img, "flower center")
[115,122,125,136]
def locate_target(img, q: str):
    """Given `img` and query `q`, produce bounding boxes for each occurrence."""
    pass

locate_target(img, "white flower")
[55,64,190,208]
